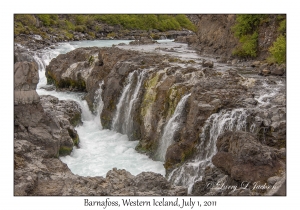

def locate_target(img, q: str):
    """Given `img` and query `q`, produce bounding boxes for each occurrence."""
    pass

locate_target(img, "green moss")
[140,72,162,117]
[46,69,86,91]
[107,32,116,38]
[45,70,56,85]
[70,113,81,126]
[150,33,160,40]
[87,55,95,66]
[166,86,185,117]
[59,146,73,156]
[135,140,158,156]
[73,135,79,146]
[180,146,195,162]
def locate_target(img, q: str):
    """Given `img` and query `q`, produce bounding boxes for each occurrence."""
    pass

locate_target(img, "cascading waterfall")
[167,108,254,194]
[156,93,191,161]
[34,40,165,177]
[112,70,146,139]
[93,81,104,128]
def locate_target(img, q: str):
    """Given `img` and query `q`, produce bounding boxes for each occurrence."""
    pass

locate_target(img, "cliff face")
[190,15,238,58]
[187,14,283,60]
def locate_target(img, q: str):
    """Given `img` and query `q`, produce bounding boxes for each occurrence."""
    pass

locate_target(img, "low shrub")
[269,35,286,64]
[75,25,87,33]
[233,32,258,57]
[37,14,58,26]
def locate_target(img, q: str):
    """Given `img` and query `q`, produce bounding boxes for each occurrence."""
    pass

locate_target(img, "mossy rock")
[140,71,163,117]
[164,140,197,171]
[70,112,81,127]
[59,146,73,156]
[165,85,187,117]
[46,67,87,91]
[135,140,158,157]
[67,128,80,146]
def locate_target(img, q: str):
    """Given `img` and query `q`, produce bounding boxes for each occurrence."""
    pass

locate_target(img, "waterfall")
[93,81,104,128]
[156,93,191,161]
[26,40,165,178]
[167,108,254,194]
[111,70,146,139]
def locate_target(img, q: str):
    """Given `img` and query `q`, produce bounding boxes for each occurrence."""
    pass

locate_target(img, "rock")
[98,50,103,66]
[14,61,40,105]
[267,176,281,185]
[270,66,285,76]
[251,61,260,67]
[231,59,238,65]
[14,61,39,91]
[40,95,82,154]
[15,36,285,196]
[129,36,157,45]
[202,59,214,68]
[266,174,286,196]
[261,69,271,76]
[244,98,257,105]
[212,131,284,182]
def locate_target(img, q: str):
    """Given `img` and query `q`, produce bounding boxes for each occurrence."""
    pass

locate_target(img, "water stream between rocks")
[30,39,285,193]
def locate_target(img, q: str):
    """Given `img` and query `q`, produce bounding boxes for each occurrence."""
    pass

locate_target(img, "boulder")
[202,59,214,68]
[14,61,40,105]
[261,68,271,76]
[212,131,284,183]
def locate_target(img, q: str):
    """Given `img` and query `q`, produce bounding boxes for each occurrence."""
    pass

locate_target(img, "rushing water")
[111,70,147,139]
[156,93,191,161]
[167,108,253,193]
[35,40,165,177]
[30,39,285,193]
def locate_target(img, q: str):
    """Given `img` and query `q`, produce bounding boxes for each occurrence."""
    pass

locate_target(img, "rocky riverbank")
[14,14,286,195]
[42,42,285,195]
[15,27,194,52]
[14,50,187,196]
[175,14,286,77]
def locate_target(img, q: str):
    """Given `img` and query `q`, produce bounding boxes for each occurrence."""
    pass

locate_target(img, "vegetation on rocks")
[268,17,286,64]
[232,14,286,64]
[268,35,286,64]
[14,14,196,41]
[59,146,73,156]
[92,14,196,32]
[232,15,265,57]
